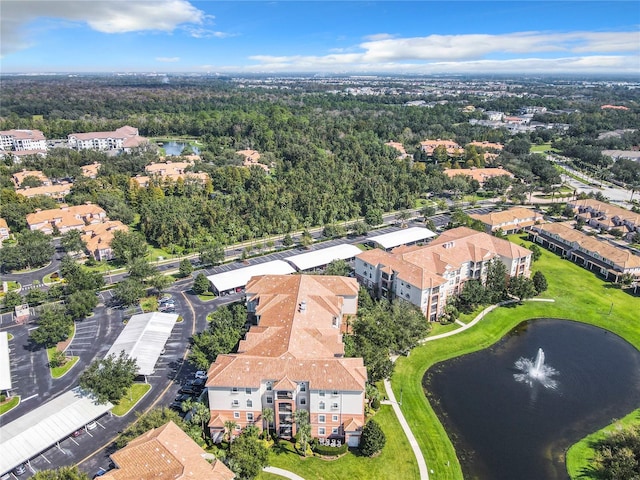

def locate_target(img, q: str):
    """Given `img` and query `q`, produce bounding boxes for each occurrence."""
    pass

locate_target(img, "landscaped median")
[0,395,20,415]
[111,383,152,417]
[390,234,640,480]
[47,323,79,379]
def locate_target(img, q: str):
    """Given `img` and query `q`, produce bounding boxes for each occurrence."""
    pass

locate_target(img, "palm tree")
[262,407,274,439]
[293,409,311,456]
[224,420,238,449]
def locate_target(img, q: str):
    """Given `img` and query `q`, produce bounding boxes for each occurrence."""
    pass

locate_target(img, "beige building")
[82,220,128,261]
[16,182,72,201]
[68,126,147,152]
[12,170,50,188]
[470,207,545,234]
[26,204,107,234]
[236,149,271,172]
[207,275,366,447]
[356,226,532,321]
[568,198,640,239]
[0,129,47,152]
[529,222,640,282]
[0,218,10,243]
[443,167,514,186]
[81,162,101,178]
[132,160,209,187]
[420,139,463,157]
[101,421,234,480]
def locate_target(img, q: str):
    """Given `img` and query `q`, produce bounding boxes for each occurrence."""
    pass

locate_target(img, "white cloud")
[1,0,206,57]
[156,57,180,62]
[239,30,640,74]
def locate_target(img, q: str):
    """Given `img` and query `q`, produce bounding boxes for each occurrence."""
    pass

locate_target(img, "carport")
[207,260,296,295]
[367,226,437,250]
[285,244,362,272]
[0,386,113,476]
[0,332,11,396]
[105,311,179,381]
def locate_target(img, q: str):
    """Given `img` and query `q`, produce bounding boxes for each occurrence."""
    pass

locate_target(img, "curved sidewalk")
[263,466,306,480]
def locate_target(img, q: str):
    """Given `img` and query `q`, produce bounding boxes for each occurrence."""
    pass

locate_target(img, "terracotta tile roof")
[145,161,194,175]
[70,126,139,141]
[443,167,514,184]
[0,218,8,230]
[569,199,640,228]
[470,207,544,230]
[16,182,72,199]
[27,204,107,232]
[236,149,270,172]
[385,141,407,155]
[81,163,101,178]
[420,139,462,155]
[102,421,234,480]
[0,129,45,141]
[430,226,532,260]
[468,141,504,151]
[82,220,128,254]
[12,170,49,187]
[343,417,364,431]
[533,222,640,270]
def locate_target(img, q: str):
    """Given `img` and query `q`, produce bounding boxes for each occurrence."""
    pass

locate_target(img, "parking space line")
[40,453,50,464]
[69,437,79,446]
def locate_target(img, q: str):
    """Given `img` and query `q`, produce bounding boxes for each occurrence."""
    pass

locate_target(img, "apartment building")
[467,141,504,151]
[236,149,271,172]
[26,204,107,234]
[384,141,410,159]
[470,207,544,234]
[68,126,147,151]
[355,226,532,321]
[131,160,209,187]
[81,162,101,178]
[0,130,47,152]
[568,198,640,239]
[443,167,514,186]
[82,220,128,261]
[206,275,367,447]
[12,170,50,188]
[100,421,234,480]
[529,222,640,282]
[16,183,72,201]
[420,139,463,157]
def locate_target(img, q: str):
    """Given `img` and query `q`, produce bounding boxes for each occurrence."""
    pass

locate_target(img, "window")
[332,415,338,422]
[232,400,239,407]
[234,412,240,419]
[319,415,325,423]
[319,401,325,410]
[319,391,325,397]
[332,427,339,434]
[235,425,241,431]
[245,388,251,395]
[318,427,326,435]
[299,383,306,392]
[266,396,273,404]
[247,413,254,422]
[300,398,306,405]
[331,403,339,410]
[332,391,339,397]
[247,399,253,408]
[266,382,272,391]
[231,387,239,394]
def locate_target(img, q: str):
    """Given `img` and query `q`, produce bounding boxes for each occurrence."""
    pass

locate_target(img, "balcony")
[279,414,293,424]
[277,391,293,400]
[278,403,292,413]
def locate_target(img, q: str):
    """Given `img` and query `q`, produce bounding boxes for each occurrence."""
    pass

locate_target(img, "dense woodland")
[1,75,639,252]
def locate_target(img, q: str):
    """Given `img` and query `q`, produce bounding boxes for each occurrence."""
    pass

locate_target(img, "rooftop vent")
[299,301,307,313]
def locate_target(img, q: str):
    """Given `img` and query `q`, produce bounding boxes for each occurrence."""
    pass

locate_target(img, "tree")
[324,259,350,277]
[127,257,157,281]
[60,229,86,254]
[30,305,73,347]
[360,419,386,457]
[114,278,145,306]
[282,233,293,247]
[111,230,148,264]
[589,423,640,480]
[395,210,411,228]
[350,221,368,236]
[532,271,548,294]
[148,274,171,293]
[458,279,487,313]
[60,255,104,294]
[228,430,269,479]
[485,259,508,303]
[192,273,210,295]
[294,409,311,456]
[0,230,54,271]
[116,407,189,448]
[49,349,67,368]
[3,290,23,310]
[507,275,536,302]
[262,407,274,438]
[178,259,193,278]
[420,205,436,218]
[199,242,224,266]
[31,466,90,480]
[79,351,137,404]
[224,420,238,446]
[66,290,99,320]
[300,230,313,249]
[365,208,383,226]
[25,288,47,306]
[529,243,542,262]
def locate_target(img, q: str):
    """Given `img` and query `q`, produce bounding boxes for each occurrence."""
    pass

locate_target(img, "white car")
[86,421,98,431]
[194,371,207,379]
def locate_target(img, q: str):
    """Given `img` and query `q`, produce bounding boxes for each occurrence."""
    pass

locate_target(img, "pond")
[162,141,200,156]
[424,319,640,480]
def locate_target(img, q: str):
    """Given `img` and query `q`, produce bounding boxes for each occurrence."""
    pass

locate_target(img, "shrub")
[313,442,348,456]
[371,397,381,410]
[0,393,6,402]
[360,419,386,457]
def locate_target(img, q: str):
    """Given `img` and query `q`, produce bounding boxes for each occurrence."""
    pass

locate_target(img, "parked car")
[94,467,107,478]
[194,371,207,379]
[14,464,27,476]
[179,386,197,395]
[174,393,191,403]
[169,401,184,411]
[71,429,83,437]
[86,421,98,431]
[187,378,206,388]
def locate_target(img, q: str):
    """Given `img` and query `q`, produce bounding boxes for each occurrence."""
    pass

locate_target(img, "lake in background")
[162,141,200,156]
[424,319,640,480]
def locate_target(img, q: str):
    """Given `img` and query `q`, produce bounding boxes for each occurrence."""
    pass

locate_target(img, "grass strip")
[112,383,152,417]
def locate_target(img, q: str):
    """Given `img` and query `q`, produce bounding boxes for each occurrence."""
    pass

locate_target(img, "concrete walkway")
[263,466,306,480]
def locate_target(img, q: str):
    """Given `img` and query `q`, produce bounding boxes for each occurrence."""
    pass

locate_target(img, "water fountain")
[514,347,559,389]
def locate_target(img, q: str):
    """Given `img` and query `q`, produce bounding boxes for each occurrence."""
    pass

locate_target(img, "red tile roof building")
[68,126,147,151]
[26,204,107,235]
[420,139,463,157]
[82,220,128,261]
[443,167,514,185]
[356,227,532,321]
[206,275,366,447]
[470,207,545,234]
[0,129,47,152]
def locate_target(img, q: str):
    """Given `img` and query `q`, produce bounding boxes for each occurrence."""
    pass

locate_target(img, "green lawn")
[43,273,62,284]
[530,143,559,153]
[264,405,419,480]
[425,322,462,337]
[140,296,159,312]
[566,408,640,479]
[51,356,79,378]
[390,234,640,480]
[0,396,20,415]
[112,383,152,417]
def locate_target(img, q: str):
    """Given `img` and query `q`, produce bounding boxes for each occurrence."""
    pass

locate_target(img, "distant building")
[0,218,10,244]
[16,182,72,201]
[470,207,545,234]
[68,126,147,152]
[26,204,107,234]
[568,199,640,239]
[443,167,514,186]
[132,160,209,187]
[0,129,47,153]
[601,104,629,111]
[82,220,128,261]
[80,162,101,178]
[384,141,410,159]
[355,226,532,321]
[207,275,366,447]
[420,139,463,157]
[11,170,50,188]
[100,421,234,480]
[236,149,271,172]
[467,141,503,151]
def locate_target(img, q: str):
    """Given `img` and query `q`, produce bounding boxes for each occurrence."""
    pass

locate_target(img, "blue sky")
[1,1,639,74]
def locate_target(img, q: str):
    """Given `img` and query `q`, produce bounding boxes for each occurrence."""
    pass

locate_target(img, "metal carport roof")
[0,387,113,475]
[285,244,362,271]
[0,332,11,392]
[367,227,436,250]
[105,312,178,376]
[207,260,296,293]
